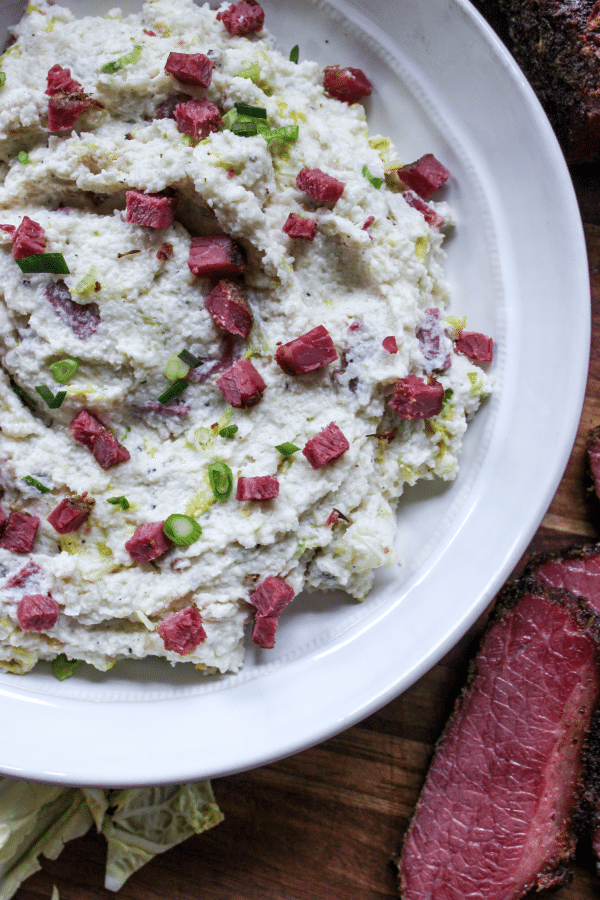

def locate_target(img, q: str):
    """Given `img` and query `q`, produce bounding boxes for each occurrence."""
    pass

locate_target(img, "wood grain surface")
[12,15,600,900]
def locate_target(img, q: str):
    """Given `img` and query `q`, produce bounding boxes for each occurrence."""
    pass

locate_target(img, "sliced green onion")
[101,44,143,74]
[17,150,29,165]
[22,475,51,493]
[50,357,79,384]
[234,101,267,118]
[178,349,202,368]
[74,268,97,295]
[442,388,454,411]
[207,461,234,502]
[0,73,6,88]
[289,44,299,64]
[51,653,82,681]
[231,121,258,137]
[263,125,299,144]
[193,426,213,451]
[107,496,130,510]
[10,380,35,408]
[165,354,190,381]
[163,513,202,546]
[158,378,187,404]
[362,164,383,189]
[15,252,70,275]
[35,384,66,409]
[275,442,300,457]
[219,424,238,438]
[222,107,239,129]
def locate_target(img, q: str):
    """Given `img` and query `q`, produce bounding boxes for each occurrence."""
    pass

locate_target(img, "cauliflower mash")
[0,0,492,676]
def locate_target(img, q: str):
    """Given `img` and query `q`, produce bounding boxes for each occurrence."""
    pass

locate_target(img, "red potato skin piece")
[216,0,265,36]
[16,594,60,631]
[275,325,338,376]
[296,168,345,203]
[156,606,206,655]
[216,358,265,408]
[205,279,253,338]
[0,511,40,554]
[47,496,95,534]
[236,475,279,501]
[249,575,295,649]
[12,216,46,259]
[302,422,349,469]
[389,374,445,420]
[397,153,450,199]
[126,189,177,229]
[164,52,213,88]
[188,235,247,278]
[125,521,172,564]
[323,65,372,103]
[398,581,600,900]
[174,98,222,140]
[455,330,494,362]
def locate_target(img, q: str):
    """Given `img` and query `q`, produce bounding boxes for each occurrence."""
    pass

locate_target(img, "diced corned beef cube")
[205,279,253,338]
[156,92,189,120]
[17,594,60,631]
[275,325,338,376]
[302,422,350,469]
[398,153,450,199]
[157,606,206,655]
[417,307,451,373]
[69,409,102,450]
[249,575,295,649]
[69,409,130,469]
[45,280,101,340]
[45,64,82,96]
[12,216,46,259]
[382,336,398,354]
[126,189,177,229]
[282,213,316,240]
[0,511,40,554]
[165,52,213,87]
[323,65,372,103]
[403,189,444,229]
[47,496,95,534]
[125,521,172,563]
[455,331,494,361]
[156,242,174,261]
[389,374,445,420]
[188,234,247,278]
[296,168,345,203]
[0,506,7,535]
[216,0,265,36]
[47,94,97,132]
[236,475,279,501]
[174,98,222,140]
[216,358,265,408]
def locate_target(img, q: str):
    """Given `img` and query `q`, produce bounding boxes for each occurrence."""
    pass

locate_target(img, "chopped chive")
[17,150,29,165]
[10,380,35,408]
[15,252,70,275]
[222,107,238,129]
[231,121,258,137]
[22,475,51,493]
[289,44,299,64]
[234,101,267,118]
[0,73,6,87]
[178,349,202,368]
[50,357,79,384]
[107,496,130,510]
[35,384,66,409]
[362,164,384,189]
[163,513,202,546]
[51,653,82,681]
[158,378,188,404]
[275,442,300,457]
[164,354,190,381]
[101,44,143,74]
[262,125,299,144]
[207,461,234,502]
[219,424,238,438]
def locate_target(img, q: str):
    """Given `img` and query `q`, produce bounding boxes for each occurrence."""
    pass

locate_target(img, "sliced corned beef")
[323,65,372,103]
[275,325,338,376]
[47,496,95,534]
[0,511,40,554]
[174,98,222,140]
[156,606,206,655]
[389,374,444,420]
[47,94,98,132]
[282,213,317,240]
[205,279,253,338]
[125,521,172,563]
[12,217,46,259]
[296,168,345,203]
[69,409,130,469]
[126,189,177,229]
[46,64,83,96]
[164,52,213,88]
[45,280,101,340]
[216,0,265,36]
[216,358,265,408]
[188,235,247,278]
[397,154,450,199]
[17,594,60,631]
[236,476,279,501]
[248,575,294,648]
[302,422,349,469]
[455,330,494,361]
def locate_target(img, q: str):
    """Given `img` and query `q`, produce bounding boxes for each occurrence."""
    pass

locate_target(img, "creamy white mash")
[0,0,491,675]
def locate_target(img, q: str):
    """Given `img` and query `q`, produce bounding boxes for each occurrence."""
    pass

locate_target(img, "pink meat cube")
[323,65,372,103]
[216,359,266,408]
[389,374,445,420]
[126,189,177,229]
[164,52,213,88]
[417,308,451,373]
[382,336,398,354]
[12,216,46,259]
[47,497,94,534]
[249,575,295,649]
[125,521,172,563]
[48,95,95,132]
[157,606,207,655]
[296,168,345,203]
[188,235,247,277]
[398,154,450,199]
[282,213,317,240]
[275,325,338,376]
[236,476,279,501]
[69,410,130,469]
[174,97,222,140]
[45,280,101,340]
[302,422,350,469]
[455,331,494,361]
[17,594,60,631]
[0,511,40,554]
[69,409,102,450]
[45,64,82,96]
[403,189,444,229]
[205,279,253,338]
[216,0,265,36]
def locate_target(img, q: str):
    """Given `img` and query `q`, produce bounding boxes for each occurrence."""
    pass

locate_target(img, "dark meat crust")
[397,578,600,899]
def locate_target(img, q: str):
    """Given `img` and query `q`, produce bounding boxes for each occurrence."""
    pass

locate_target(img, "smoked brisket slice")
[397,580,600,900]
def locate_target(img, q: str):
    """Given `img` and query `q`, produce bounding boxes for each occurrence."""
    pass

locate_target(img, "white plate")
[0,0,589,787]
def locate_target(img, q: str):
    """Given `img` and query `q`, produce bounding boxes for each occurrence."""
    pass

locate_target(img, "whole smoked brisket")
[397,581,600,900]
